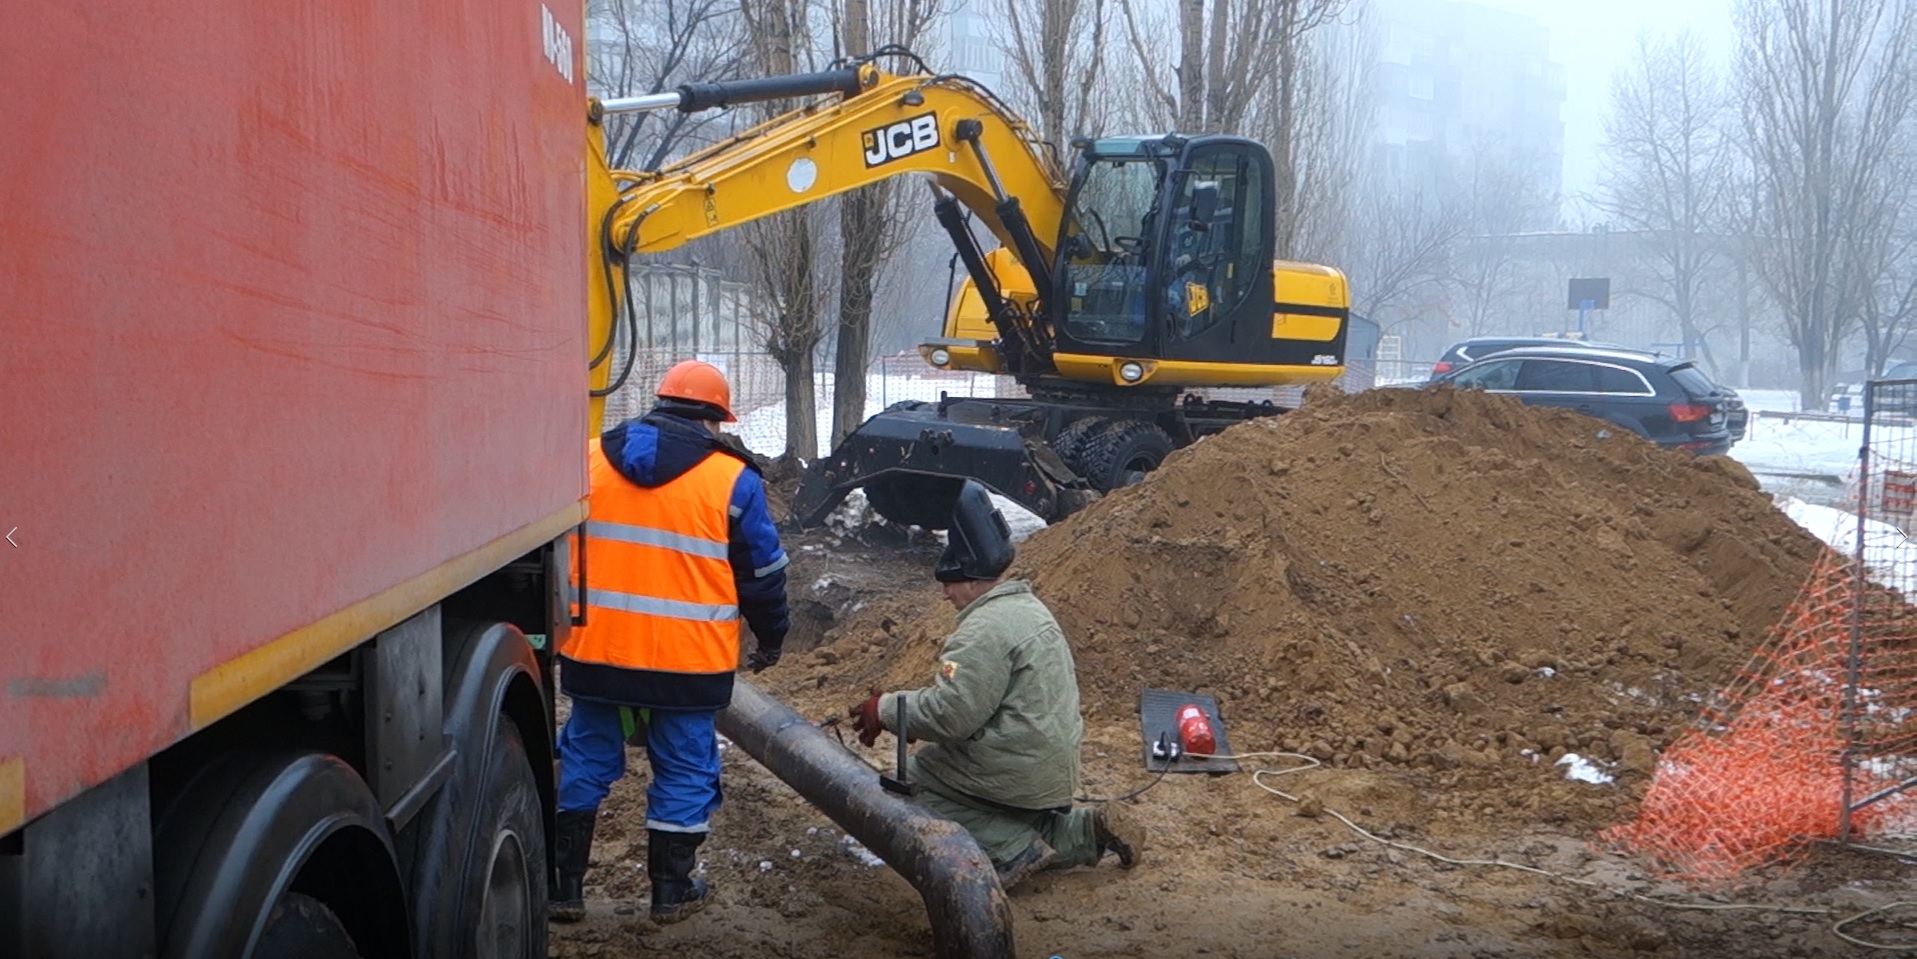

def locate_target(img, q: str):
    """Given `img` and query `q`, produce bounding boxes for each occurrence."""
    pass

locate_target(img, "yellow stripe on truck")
[189,500,586,731]
[0,758,23,837]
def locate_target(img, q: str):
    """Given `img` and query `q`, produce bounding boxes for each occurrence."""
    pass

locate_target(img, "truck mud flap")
[789,400,1079,529]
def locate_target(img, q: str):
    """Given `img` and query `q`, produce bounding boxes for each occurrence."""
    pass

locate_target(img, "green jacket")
[879,580,1083,811]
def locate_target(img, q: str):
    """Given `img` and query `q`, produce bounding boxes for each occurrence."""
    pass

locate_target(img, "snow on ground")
[1738,389,1803,414]
[1779,497,1917,593]
[1731,417,1861,510]
[1556,753,1616,785]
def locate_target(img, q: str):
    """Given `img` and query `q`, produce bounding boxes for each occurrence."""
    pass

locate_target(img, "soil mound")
[838,387,1827,828]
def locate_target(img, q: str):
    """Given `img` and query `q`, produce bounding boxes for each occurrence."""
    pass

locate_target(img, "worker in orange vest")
[552,360,790,925]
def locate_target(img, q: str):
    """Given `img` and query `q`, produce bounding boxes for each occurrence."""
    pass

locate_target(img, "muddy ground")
[553,391,1917,958]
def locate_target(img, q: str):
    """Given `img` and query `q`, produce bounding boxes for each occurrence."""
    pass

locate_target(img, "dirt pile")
[833,387,1828,828]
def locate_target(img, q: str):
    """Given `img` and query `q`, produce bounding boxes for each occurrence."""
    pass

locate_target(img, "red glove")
[849,694,884,748]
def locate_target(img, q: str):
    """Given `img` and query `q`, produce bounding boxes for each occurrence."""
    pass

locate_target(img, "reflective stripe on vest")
[565,438,747,675]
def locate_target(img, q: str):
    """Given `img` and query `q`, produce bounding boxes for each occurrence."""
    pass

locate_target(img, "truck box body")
[0,0,588,835]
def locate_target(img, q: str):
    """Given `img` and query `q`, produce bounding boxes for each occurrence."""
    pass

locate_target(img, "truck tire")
[864,474,964,529]
[468,719,545,959]
[257,893,363,959]
[152,751,407,959]
[412,622,552,959]
[1050,416,1108,475]
[1078,420,1174,491]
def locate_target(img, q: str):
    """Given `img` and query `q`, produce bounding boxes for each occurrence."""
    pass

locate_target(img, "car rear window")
[1668,364,1718,397]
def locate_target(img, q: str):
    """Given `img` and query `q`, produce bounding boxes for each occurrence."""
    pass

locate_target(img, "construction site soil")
[552,388,1917,959]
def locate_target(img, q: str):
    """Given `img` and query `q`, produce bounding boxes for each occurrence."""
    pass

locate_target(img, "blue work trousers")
[556,698,722,833]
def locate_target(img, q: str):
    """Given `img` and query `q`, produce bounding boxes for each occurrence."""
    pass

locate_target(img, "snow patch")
[840,834,886,868]
[1557,753,1616,785]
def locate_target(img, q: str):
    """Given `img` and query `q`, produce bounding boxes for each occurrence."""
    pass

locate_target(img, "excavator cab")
[1052,135,1277,372]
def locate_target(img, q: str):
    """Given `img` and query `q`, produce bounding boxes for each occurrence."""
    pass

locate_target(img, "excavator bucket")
[790,398,1082,530]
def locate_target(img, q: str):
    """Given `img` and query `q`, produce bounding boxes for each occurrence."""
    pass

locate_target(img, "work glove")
[745,645,782,673]
[849,694,885,748]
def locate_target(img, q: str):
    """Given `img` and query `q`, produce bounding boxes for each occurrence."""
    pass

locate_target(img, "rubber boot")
[1092,802,1143,868]
[549,809,596,923]
[647,829,712,925]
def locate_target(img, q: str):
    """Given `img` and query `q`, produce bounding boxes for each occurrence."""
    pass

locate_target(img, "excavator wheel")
[1077,420,1175,492]
[864,474,965,530]
[1050,416,1109,475]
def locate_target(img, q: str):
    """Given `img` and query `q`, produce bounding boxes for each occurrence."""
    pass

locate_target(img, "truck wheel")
[470,720,545,959]
[864,474,964,529]
[257,893,363,959]
[1051,416,1108,476]
[1078,420,1174,491]
[152,752,407,959]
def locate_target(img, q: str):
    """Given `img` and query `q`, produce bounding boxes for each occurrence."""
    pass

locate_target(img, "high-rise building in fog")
[944,0,1004,89]
[1368,0,1567,197]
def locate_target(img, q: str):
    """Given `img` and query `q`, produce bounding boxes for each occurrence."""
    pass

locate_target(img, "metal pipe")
[717,681,1017,959]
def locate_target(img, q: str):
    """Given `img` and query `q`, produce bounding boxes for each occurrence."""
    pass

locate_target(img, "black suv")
[1429,336,1629,379]
[1432,346,1743,454]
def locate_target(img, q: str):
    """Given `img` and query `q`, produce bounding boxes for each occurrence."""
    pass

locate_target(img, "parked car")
[1827,363,1917,415]
[1432,346,1743,455]
[1428,336,1634,379]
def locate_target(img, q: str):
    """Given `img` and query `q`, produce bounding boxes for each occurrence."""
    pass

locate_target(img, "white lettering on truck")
[541,5,574,84]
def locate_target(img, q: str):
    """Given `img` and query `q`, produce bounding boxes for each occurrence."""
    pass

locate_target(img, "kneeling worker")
[849,481,1142,888]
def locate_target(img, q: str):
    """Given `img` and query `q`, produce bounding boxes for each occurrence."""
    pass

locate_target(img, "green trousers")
[911,782,1101,868]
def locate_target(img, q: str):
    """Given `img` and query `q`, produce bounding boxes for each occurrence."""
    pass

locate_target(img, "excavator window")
[1058,156,1165,345]
[1163,146,1264,341]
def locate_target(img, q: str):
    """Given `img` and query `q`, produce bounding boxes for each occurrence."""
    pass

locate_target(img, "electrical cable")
[1075,764,1169,805]
[1200,744,1917,949]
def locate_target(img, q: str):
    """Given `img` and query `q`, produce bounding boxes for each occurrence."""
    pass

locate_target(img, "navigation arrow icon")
[5,528,15,548]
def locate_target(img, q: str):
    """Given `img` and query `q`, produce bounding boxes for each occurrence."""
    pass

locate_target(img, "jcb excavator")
[584,55,1350,529]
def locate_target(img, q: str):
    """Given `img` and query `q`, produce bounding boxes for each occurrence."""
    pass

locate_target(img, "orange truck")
[2,2,590,955]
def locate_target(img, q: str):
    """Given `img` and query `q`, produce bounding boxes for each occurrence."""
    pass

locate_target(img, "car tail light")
[1432,361,1453,374]
[1669,402,1712,423]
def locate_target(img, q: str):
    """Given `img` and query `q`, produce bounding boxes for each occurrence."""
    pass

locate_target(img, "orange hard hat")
[656,360,736,421]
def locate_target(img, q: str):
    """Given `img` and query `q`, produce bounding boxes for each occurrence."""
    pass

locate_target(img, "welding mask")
[934,481,1015,583]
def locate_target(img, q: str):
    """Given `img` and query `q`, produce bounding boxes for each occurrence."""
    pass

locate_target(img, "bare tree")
[1734,0,1917,407]
[1117,0,1346,134]
[1269,8,1370,260]
[1443,144,1561,339]
[587,0,749,170]
[1345,182,1464,323]
[1595,32,1733,372]
[996,0,1111,163]
[829,0,946,447]
[739,0,830,460]
[1842,143,1917,375]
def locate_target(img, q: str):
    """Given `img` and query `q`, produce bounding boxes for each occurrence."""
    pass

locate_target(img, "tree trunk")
[832,0,875,449]
[1736,253,1752,388]
[1204,0,1230,130]
[1177,0,1205,131]
[785,336,820,461]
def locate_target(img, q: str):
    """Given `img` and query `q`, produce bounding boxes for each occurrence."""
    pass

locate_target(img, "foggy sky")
[1466,0,1735,217]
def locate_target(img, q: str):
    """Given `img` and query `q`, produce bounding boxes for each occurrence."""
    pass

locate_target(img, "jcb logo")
[863,113,939,167]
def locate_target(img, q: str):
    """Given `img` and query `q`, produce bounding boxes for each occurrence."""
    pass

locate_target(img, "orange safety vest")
[565,438,745,678]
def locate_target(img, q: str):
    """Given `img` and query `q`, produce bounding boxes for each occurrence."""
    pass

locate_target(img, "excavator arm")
[584,65,1070,432]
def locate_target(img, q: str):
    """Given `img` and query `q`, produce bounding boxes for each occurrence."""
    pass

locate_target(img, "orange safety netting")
[1601,548,1917,881]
